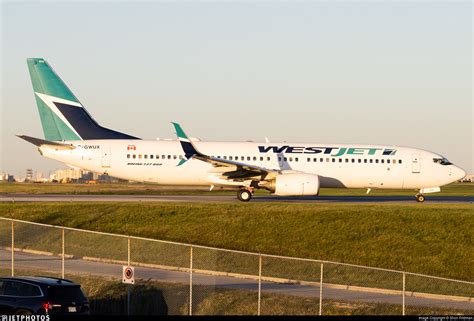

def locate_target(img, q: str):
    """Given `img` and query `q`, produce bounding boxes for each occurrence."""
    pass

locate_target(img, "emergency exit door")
[412,154,420,173]
[101,148,111,168]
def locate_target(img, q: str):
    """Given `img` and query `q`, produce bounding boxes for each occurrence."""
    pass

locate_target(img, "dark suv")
[0,276,89,315]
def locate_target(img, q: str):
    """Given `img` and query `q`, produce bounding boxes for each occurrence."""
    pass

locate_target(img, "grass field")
[1,182,473,197]
[1,268,469,315]
[0,202,472,283]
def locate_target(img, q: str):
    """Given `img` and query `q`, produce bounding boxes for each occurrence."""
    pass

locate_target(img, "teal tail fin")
[27,58,139,141]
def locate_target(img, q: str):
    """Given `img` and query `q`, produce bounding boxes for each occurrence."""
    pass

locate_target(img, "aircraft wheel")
[416,194,425,203]
[237,189,252,202]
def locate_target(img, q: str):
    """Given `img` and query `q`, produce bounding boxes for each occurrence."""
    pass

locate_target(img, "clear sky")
[1,1,472,178]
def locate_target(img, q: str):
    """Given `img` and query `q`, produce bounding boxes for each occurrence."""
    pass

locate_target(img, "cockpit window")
[433,157,452,165]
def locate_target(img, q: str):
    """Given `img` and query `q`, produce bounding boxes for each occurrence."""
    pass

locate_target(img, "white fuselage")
[38,140,466,191]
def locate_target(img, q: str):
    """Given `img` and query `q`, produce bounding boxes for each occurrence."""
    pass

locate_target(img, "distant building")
[25,169,33,182]
[460,174,473,183]
[35,171,48,183]
[50,168,85,183]
[48,168,124,183]
[0,173,15,182]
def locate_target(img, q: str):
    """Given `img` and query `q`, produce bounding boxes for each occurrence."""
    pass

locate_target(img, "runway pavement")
[0,249,472,311]
[1,194,473,203]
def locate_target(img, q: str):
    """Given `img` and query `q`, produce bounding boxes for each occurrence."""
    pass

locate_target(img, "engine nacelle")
[262,173,320,196]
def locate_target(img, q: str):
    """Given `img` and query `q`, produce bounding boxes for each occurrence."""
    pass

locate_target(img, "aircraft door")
[412,154,421,173]
[101,148,111,168]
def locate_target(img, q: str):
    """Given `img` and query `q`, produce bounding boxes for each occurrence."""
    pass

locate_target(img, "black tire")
[237,189,252,202]
[416,194,425,203]
[15,309,33,315]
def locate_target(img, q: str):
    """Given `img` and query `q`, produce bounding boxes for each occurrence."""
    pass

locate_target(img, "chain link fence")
[0,217,472,315]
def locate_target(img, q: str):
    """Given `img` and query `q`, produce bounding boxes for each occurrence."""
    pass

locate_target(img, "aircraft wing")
[172,123,280,182]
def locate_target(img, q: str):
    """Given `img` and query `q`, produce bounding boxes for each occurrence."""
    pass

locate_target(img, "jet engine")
[260,173,320,196]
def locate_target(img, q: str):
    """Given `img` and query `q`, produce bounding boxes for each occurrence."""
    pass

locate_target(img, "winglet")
[172,122,203,165]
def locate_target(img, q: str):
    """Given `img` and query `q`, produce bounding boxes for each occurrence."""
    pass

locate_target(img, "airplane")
[18,58,467,202]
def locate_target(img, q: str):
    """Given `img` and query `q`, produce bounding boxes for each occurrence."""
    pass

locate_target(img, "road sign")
[123,266,135,284]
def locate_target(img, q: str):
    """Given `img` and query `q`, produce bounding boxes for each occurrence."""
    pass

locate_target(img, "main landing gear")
[237,188,253,202]
[415,194,425,203]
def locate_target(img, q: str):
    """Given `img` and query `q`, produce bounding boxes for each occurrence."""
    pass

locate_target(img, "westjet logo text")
[258,146,396,156]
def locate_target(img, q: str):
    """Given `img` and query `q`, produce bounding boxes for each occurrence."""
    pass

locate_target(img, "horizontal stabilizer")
[17,135,75,150]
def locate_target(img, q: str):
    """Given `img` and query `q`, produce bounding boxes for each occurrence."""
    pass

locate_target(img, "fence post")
[402,272,406,315]
[319,263,323,316]
[127,237,131,266]
[189,245,193,316]
[11,219,14,277]
[61,227,65,279]
[258,255,262,316]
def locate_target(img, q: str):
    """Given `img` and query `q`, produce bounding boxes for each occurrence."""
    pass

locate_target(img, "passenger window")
[162,155,165,159]
[173,155,177,159]
[229,156,233,160]
[138,154,142,159]
[399,160,402,164]
[364,159,367,163]
[167,155,171,159]
[224,156,227,160]
[156,155,159,159]
[393,159,397,164]
[253,157,257,161]
[150,155,154,159]
[370,159,373,163]
[241,156,245,161]
[132,155,136,159]
[247,157,251,161]
[278,157,282,162]
[289,157,293,162]
[320,158,324,162]
[381,159,384,164]
[267,157,270,161]
[351,159,355,163]
[339,159,342,163]
[326,158,330,162]
[2,281,19,296]
[127,154,130,159]
[260,157,264,161]
[179,155,183,159]
[284,157,288,162]
[358,159,362,163]
[313,158,317,162]
[345,159,349,163]
[3,281,41,297]
[17,282,41,297]
[144,155,148,159]
[295,157,298,162]
[376,159,379,163]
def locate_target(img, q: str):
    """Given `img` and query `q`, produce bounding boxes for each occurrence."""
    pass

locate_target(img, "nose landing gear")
[415,194,425,203]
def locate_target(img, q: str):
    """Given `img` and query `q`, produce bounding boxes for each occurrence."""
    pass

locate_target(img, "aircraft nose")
[452,166,467,181]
